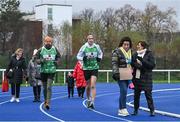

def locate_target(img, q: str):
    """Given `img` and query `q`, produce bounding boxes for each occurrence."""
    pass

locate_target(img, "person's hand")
[137,56,143,61]
[96,57,101,62]
[83,56,87,62]
[126,59,131,64]
[136,59,142,65]
[112,73,120,81]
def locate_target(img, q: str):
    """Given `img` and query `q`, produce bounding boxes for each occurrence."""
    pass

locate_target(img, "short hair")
[87,34,94,39]
[15,48,23,55]
[118,36,132,48]
[44,36,53,42]
[138,41,149,49]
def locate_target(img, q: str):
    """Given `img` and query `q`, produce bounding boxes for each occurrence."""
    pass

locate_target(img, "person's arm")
[27,61,31,78]
[131,53,142,70]
[139,52,155,70]
[112,49,120,81]
[77,45,85,61]
[36,48,45,64]
[96,44,103,62]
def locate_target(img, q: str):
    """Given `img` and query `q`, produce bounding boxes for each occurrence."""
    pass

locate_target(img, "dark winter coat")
[132,50,155,90]
[6,55,27,84]
[66,75,75,87]
[112,48,132,80]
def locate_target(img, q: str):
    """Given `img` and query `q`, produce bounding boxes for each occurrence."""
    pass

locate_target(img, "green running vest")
[83,46,99,70]
[40,46,57,73]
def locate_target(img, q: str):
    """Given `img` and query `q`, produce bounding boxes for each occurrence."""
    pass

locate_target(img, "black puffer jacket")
[132,50,155,90]
[6,55,27,84]
[112,48,131,80]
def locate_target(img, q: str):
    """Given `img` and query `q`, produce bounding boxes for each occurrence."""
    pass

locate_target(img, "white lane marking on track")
[82,87,180,121]
[127,87,180,118]
[0,96,33,105]
[39,91,114,122]
[0,92,67,106]
[0,91,67,121]
[82,92,133,122]
[39,95,69,122]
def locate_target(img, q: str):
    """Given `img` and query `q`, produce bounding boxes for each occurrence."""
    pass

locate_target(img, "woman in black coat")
[131,41,155,116]
[6,48,27,103]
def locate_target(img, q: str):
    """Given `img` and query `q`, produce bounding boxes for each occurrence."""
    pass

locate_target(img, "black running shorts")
[84,69,98,81]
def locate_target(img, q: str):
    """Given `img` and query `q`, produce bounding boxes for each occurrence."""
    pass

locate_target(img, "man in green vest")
[77,34,103,109]
[36,36,60,110]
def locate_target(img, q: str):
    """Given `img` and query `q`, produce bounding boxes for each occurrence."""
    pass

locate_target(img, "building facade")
[35,4,72,55]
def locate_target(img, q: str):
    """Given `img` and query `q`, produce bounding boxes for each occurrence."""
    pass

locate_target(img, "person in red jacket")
[73,61,86,98]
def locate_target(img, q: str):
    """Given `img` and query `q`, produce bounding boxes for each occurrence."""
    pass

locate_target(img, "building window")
[48,7,53,20]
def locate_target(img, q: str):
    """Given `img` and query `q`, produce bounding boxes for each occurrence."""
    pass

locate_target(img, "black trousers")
[33,85,41,100]
[134,88,155,112]
[11,83,21,98]
[68,86,74,97]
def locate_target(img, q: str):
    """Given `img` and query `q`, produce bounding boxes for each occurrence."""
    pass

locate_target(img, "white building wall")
[52,6,72,26]
[35,4,72,55]
[35,4,72,26]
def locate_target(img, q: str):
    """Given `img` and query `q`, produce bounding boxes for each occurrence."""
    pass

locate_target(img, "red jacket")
[73,61,86,87]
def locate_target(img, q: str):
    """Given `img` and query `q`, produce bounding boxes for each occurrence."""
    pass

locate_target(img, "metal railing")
[0,69,180,84]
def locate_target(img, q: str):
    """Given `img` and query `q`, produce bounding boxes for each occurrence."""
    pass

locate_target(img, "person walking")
[77,34,103,109]
[27,49,42,102]
[73,61,86,98]
[36,36,61,110]
[112,36,133,116]
[6,48,27,103]
[66,71,75,98]
[131,41,155,116]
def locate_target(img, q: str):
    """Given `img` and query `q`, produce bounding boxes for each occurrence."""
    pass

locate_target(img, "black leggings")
[11,83,21,98]
[68,86,74,97]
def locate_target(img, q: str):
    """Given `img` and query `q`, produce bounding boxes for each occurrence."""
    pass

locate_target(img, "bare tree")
[115,4,137,31]
[81,8,94,22]
[137,2,177,43]
[100,8,117,53]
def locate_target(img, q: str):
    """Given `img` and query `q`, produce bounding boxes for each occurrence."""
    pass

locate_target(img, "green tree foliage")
[0,0,24,54]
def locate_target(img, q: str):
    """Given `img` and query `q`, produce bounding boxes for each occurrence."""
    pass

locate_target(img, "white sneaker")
[118,109,129,116]
[10,97,15,102]
[123,109,129,115]
[15,98,20,103]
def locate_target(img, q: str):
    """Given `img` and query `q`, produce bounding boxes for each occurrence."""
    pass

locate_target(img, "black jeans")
[11,83,21,98]
[134,88,155,112]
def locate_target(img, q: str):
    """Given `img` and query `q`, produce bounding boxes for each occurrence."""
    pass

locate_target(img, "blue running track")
[0,83,180,121]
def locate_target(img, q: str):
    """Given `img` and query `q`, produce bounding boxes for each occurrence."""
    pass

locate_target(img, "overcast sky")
[19,0,180,29]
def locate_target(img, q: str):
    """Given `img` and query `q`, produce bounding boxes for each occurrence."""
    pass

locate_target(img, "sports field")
[0,83,180,121]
